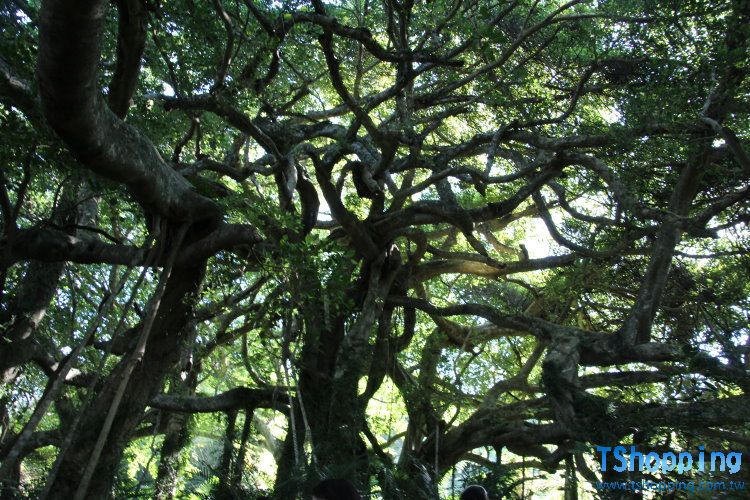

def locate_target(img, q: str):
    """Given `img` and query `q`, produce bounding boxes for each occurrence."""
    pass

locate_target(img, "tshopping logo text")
[595,445,742,475]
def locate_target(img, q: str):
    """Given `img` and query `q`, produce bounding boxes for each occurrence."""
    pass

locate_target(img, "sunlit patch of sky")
[15,9,31,24]
[677,214,748,265]
[162,82,175,97]
[317,192,332,221]
[165,20,180,35]
[526,213,558,259]
[600,105,622,125]
[697,333,730,364]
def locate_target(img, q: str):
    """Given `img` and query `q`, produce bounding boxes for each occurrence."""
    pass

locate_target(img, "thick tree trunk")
[0,180,82,383]
[47,261,207,498]
[0,260,64,383]
[37,0,220,226]
[273,269,361,497]
[272,406,306,500]
[564,456,578,500]
[386,459,440,500]
[153,412,191,500]
[154,373,196,500]
[230,409,253,490]
[271,257,398,496]
[215,410,237,499]
[108,0,148,119]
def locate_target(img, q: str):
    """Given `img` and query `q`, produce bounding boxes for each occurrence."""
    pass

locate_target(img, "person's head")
[311,478,361,500]
[461,484,489,500]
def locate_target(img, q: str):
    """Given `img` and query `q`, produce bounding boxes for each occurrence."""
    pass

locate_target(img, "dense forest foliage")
[1,0,750,498]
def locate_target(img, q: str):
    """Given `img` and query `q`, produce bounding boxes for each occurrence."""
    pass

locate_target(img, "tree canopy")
[1,0,750,498]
